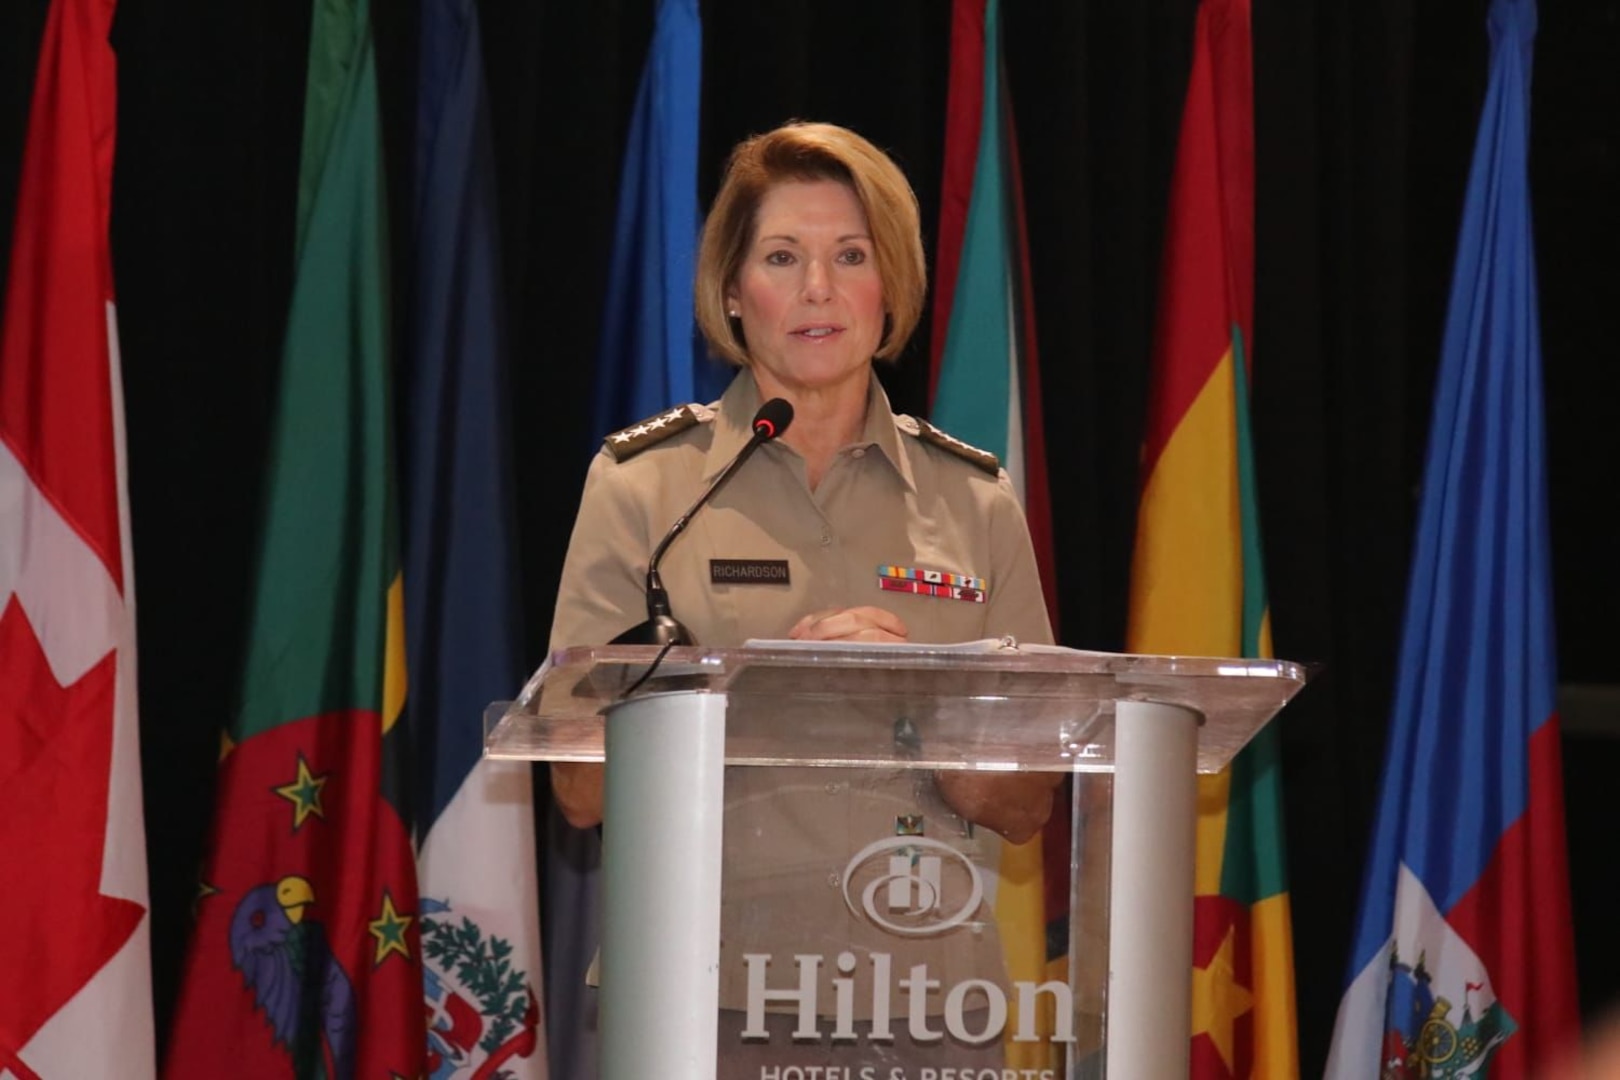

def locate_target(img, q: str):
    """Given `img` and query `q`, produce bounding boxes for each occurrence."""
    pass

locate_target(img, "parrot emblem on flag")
[230,876,358,1080]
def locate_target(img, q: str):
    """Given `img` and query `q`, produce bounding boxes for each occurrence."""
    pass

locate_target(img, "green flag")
[163,1,423,1075]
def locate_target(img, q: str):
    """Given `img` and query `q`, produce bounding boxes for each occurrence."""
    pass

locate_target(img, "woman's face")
[727,179,885,398]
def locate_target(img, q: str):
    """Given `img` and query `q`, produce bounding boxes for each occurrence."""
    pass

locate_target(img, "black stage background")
[3,0,1617,1072]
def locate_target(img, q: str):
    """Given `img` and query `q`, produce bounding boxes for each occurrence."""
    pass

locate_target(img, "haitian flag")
[163,0,424,1076]
[407,0,546,1075]
[1123,0,1299,1076]
[929,0,1063,1068]
[1323,1,1579,1075]
[0,0,155,1074]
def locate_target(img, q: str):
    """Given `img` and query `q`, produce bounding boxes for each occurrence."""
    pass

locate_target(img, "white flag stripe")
[103,303,150,903]
[1323,936,1391,1078]
[16,919,154,1077]
[420,761,544,918]
[1002,273,1026,502]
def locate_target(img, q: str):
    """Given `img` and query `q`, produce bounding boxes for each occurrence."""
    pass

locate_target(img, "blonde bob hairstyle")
[695,121,927,367]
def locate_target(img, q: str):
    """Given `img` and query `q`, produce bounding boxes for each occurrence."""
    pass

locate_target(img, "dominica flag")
[930,0,1063,1068]
[0,0,155,1074]
[163,1,424,1075]
[1324,1,1579,1075]
[1123,0,1299,1076]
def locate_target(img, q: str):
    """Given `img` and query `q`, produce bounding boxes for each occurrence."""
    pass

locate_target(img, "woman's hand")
[933,770,1064,845]
[788,606,909,643]
[551,762,605,829]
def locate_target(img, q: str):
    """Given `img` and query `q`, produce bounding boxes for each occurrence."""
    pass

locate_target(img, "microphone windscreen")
[752,398,795,441]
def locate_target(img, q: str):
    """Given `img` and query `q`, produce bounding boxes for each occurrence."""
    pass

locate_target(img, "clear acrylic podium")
[486,641,1307,1080]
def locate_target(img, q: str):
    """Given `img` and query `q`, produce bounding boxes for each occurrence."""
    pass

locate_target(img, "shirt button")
[851,447,866,459]
[819,532,832,547]
[826,873,842,888]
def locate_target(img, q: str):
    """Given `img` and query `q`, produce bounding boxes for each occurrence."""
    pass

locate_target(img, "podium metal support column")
[599,691,727,1079]
[1107,698,1200,1080]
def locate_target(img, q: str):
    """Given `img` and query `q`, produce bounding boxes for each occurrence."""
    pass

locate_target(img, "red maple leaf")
[0,596,143,1057]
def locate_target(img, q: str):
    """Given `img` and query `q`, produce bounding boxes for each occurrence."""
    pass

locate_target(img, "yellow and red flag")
[1125,0,1298,1076]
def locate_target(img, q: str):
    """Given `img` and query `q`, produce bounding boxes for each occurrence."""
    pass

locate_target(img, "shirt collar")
[702,369,917,493]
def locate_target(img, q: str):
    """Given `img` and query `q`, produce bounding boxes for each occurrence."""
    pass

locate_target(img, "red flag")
[0,0,155,1076]
[160,0,425,1075]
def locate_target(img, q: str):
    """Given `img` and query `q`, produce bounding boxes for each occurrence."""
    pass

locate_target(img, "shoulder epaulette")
[603,403,716,461]
[899,415,1000,475]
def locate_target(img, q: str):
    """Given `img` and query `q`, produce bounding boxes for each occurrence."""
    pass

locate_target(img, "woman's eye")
[765,250,795,266]
[837,248,867,265]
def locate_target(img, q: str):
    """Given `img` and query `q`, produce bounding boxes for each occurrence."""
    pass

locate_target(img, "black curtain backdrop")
[3,0,1616,1072]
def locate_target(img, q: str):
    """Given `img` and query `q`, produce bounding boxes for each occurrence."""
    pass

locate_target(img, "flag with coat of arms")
[407,0,547,1076]
[1324,1,1579,1074]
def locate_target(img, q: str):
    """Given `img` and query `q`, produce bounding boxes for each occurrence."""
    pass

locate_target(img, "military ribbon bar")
[876,565,988,603]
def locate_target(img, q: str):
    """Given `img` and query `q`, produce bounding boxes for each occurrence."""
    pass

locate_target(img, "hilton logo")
[841,836,985,936]
[739,833,1076,1046]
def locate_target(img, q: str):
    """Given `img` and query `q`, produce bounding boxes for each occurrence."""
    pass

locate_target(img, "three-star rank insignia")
[603,403,716,461]
[895,414,1001,475]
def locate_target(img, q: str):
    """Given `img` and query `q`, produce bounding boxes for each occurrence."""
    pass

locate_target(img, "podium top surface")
[485,639,1309,774]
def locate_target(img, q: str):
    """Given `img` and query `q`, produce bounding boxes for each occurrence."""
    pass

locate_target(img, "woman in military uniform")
[548,121,1068,1072]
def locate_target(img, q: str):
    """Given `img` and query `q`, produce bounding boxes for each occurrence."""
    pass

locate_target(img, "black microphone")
[615,398,794,647]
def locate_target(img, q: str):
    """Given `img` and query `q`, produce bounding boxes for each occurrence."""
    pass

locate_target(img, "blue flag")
[589,0,724,444]
[405,0,547,1074]
[548,4,716,1076]
[1324,2,1578,1075]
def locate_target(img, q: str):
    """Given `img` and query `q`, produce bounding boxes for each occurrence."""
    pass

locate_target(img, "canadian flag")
[0,0,155,1077]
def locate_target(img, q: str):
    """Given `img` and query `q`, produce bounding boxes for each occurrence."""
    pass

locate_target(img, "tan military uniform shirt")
[549,369,1056,1021]
[549,371,1053,652]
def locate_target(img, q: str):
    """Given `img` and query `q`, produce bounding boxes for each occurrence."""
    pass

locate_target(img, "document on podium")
[742,635,1128,659]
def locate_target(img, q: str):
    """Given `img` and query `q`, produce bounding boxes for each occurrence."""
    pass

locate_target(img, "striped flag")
[408,0,546,1076]
[930,0,1063,1068]
[931,0,1057,621]
[0,0,155,1075]
[1123,1,1299,1077]
[163,1,425,1075]
[1324,2,1579,1075]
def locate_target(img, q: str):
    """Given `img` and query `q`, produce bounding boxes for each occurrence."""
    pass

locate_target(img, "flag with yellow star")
[162,0,423,1076]
[1124,0,1298,1077]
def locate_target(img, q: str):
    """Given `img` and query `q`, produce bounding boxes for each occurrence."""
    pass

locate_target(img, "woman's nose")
[801,259,832,302]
